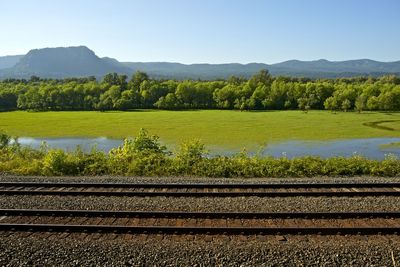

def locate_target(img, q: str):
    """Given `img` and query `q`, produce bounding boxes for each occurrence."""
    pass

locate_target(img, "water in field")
[14,137,123,153]
[257,138,400,159]
[13,137,400,160]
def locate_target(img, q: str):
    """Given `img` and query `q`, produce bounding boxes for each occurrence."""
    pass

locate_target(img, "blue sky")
[1,0,399,63]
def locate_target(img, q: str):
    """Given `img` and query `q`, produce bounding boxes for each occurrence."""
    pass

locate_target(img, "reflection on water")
[262,138,400,160]
[15,137,123,153]
[14,137,400,160]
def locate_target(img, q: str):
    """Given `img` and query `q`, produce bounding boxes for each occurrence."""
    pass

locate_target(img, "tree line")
[1,70,400,112]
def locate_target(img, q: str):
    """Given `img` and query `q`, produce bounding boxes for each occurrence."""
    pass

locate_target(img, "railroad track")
[1,209,399,235]
[1,181,400,197]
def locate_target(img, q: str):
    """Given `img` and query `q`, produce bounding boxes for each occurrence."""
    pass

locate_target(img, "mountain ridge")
[0,55,24,69]
[1,46,399,79]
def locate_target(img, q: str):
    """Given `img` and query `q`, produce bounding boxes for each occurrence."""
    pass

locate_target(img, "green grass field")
[0,110,399,150]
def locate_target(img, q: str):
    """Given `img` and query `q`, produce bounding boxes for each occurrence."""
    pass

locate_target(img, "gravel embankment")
[1,233,399,266]
[1,195,400,212]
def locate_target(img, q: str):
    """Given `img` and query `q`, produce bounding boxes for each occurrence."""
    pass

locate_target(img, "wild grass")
[0,110,399,150]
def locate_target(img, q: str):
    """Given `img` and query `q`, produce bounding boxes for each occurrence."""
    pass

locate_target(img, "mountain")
[123,60,400,79]
[0,55,24,69]
[0,46,131,78]
[272,59,400,75]
[0,46,399,79]
[122,62,269,79]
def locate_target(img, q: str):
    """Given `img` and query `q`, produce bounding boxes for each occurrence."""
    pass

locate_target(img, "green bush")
[81,147,109,175]
[108,129,169,175]
[174,139,207,174]
[0,131,11,149]
[42,149,71,175]
[127,153,170,176]
[371,154,400,176]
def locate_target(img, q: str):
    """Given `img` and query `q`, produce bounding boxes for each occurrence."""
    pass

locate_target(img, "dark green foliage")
[0,70,400,112]
[1,71,400,112]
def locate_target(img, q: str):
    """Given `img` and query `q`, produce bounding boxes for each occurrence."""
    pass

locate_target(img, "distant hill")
[0,46,399,79]
[272,59,400,75]
[123,60,400,79]
[0,55,24,69]
[122,62,270,79]
[0,46,131,78]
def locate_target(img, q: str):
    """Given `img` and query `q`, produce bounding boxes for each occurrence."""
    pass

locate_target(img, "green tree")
[154,93,180,109]
[96,85,121,111]
[213,84,239,109]
[130,71,149,91]
[354,95,366,113]
[324,96,338,112]
[248,69,272,88]
[341,99,351,112]
[114,90,141,110]
[366,96,379,110]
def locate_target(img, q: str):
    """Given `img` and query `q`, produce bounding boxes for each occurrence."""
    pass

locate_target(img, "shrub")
[174,139,207,174]
[129,128,168,154]
[108,129,169,175]
[0,131,12,149]
[42,149,85,176]
[371,154,400,176]
[81,147,109,175]
[127,153,170,176]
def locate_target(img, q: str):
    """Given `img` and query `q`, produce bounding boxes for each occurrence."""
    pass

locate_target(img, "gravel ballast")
[1,233,399,266]
[2,175,399,212]
[1,195,400,212]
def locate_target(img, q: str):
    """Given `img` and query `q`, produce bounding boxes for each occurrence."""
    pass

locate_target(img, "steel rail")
[1,181,400,188]
[0,224,399,235]
[1,209,400,219]
[1,181,400,196]
[0,190,399,197]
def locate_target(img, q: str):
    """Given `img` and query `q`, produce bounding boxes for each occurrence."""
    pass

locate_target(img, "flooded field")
[15,137,400,160]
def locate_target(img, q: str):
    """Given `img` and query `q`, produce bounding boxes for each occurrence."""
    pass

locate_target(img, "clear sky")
[1,0,399,63]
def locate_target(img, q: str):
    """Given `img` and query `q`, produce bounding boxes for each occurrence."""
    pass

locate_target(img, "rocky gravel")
[1,175,400,266]
[1,195,400,212]
[2,174,399,212]
[0,233,399,266]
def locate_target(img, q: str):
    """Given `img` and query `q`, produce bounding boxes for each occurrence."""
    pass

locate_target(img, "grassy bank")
[0,110,399,149]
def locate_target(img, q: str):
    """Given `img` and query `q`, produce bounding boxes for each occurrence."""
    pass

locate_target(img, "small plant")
[132,128,167,154]
[173,139,207,174]
[108,129,169,174]
[0,131,11,149]
[176,139,207,163]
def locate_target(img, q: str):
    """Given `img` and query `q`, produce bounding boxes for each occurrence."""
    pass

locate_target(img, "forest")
[0,70,400,112]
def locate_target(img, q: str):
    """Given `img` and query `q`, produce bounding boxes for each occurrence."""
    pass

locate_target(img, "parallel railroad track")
[1,209,400,235]
[1,182,400,197]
